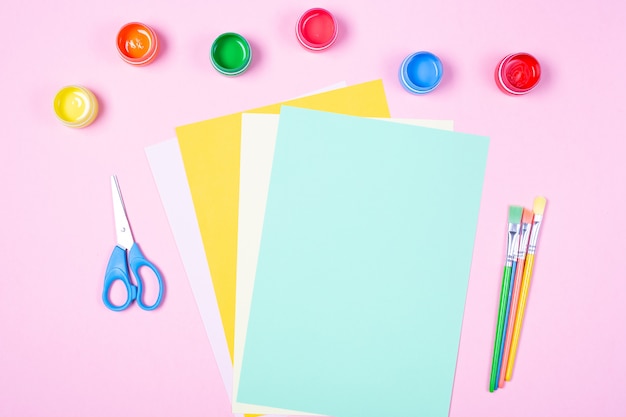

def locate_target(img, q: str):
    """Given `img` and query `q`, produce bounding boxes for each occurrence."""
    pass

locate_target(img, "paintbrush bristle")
[508,205,523,223]
[521,208,534,224]
[533,197,547,216]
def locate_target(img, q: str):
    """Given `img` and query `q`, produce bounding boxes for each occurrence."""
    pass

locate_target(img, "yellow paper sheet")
[175,80,390,364]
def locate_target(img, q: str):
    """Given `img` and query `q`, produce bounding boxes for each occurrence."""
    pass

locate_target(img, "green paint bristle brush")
[489,205,523,392]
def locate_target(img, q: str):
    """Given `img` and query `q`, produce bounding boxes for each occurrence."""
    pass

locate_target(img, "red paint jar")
[495,53,541,95]
[296,8,338,51]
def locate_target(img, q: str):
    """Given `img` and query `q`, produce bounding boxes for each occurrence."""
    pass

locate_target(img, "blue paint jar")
[399,51,443,94]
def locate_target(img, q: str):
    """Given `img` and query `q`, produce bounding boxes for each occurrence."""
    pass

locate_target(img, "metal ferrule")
[517,221,533,259]
[526,214,543,255]
[506,222,521,265]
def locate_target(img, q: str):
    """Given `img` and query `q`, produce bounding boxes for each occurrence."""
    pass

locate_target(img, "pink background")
[1,0,625,416]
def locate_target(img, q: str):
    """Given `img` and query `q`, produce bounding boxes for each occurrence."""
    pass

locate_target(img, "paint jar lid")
[210,32,252,76]
[117,22,159,65]
[296,8,338,51]
[53,85,99,128]
[399,51,443,94]
[496,53,541,95]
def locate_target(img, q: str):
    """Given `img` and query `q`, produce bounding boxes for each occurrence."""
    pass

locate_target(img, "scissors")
[102,175,164,311]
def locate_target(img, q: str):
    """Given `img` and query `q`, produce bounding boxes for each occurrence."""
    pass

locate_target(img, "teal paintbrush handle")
[490,265,512,392]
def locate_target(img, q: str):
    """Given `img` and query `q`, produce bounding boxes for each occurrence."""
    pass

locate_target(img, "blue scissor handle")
[128,243,164,311]
[103,245,137,311]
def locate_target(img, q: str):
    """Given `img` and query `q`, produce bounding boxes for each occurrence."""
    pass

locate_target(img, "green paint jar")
[210,32,252,76]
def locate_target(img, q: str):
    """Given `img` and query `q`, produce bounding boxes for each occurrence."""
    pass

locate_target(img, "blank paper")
[238,107,489,417]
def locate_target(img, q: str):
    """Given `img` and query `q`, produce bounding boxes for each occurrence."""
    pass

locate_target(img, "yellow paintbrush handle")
[505,253,535,381]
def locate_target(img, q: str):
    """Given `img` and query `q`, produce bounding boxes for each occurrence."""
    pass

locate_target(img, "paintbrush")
[489,205,523,392]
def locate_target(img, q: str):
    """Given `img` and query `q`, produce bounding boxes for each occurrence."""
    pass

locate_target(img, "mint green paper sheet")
[238,107,490,417]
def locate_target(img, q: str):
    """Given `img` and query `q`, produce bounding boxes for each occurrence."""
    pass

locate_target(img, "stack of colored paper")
[145,80,490,417]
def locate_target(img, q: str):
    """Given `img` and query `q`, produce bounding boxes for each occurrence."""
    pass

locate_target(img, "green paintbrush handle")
[490,265,512,392]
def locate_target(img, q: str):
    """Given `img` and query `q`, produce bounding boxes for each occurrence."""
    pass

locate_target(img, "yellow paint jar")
[53,85,99,128]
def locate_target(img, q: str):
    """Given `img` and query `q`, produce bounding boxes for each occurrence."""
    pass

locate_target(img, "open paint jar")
[296,8,338,51]
[116,22,159,65]
[210,32,252,76]
[495,53,541,95]
[399,51,443,94]
[53,85,99,128]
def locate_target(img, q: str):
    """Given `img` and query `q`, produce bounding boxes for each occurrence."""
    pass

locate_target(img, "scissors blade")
[111,175,135,250]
